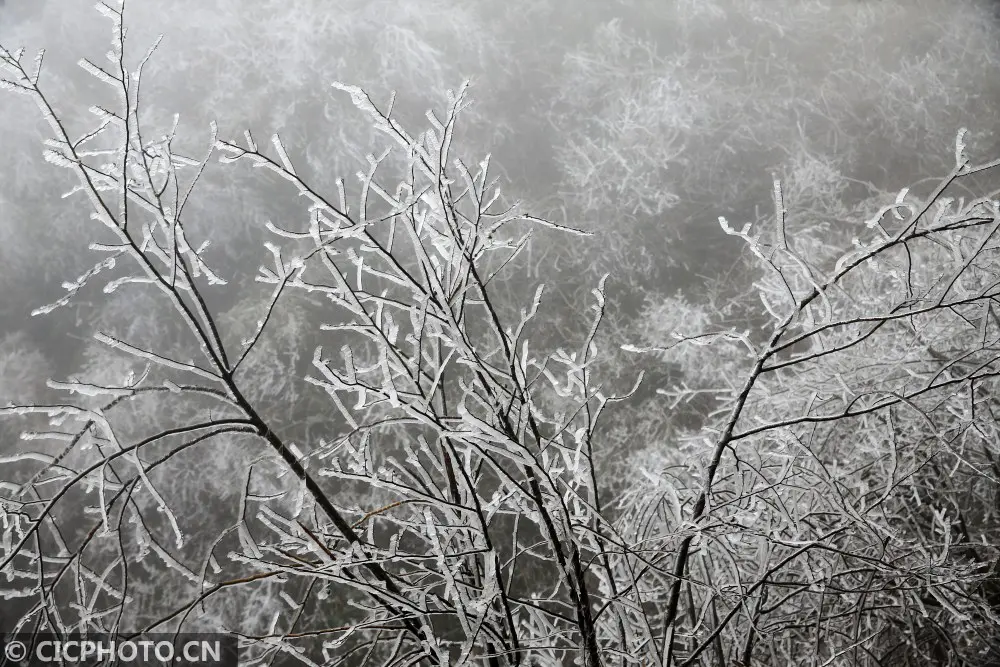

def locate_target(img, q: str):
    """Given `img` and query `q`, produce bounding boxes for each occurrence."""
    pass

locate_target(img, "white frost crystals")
[0,3,625,663]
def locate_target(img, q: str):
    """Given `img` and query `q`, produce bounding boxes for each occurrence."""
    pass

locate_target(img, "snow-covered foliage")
[3,2,1000,666]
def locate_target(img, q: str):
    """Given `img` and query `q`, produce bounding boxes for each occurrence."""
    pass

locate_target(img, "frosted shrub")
[3,3,1000,666]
